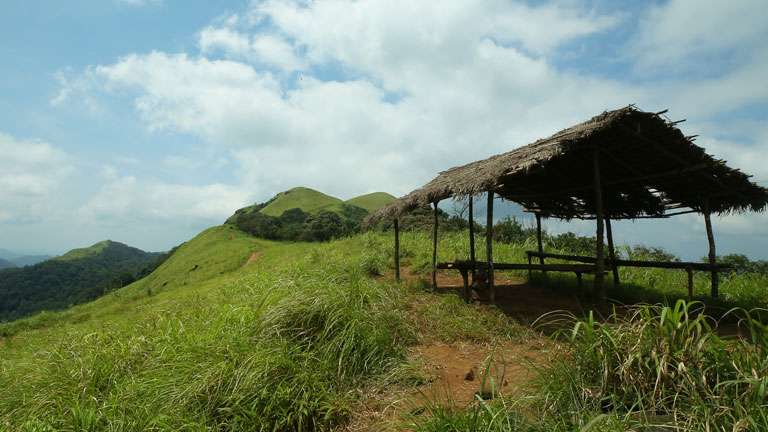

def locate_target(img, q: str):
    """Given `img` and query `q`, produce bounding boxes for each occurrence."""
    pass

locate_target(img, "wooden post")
[486,191,495,303]
[686,267,694,300]
[703,200,718,298]
[468,197,476,283]
[535,213,546,276]
[527,253,532,280]
[432,201,439,291]
[394,218,400,282]
[592,148,606,301]
[461,270,470,303]
[605,217,620,287]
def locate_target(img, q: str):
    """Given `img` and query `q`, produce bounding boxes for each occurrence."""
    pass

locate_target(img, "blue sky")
[1,0,766,260]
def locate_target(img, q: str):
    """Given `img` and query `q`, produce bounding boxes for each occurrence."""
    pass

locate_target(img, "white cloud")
[0,133,74,222]
[79,174,252,224]
[48,0,768,257]
[199,26,305,71]
[631,0,768,72]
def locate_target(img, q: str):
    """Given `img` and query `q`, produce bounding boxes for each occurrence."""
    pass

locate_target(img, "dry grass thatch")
[368,106,768,225]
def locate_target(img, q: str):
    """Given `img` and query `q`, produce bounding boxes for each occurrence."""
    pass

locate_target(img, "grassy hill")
[345,191,396,212]
[1,225,766,430]
[259,186,343,216]
[226,187,395,242]
[0,240,163,321]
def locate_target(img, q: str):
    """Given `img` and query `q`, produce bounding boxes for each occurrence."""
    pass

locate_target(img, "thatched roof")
[368,106,768,224]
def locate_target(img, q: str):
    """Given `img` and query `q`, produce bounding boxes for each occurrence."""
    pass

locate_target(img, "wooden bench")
[525,250,732,298]
[436,260,600,302]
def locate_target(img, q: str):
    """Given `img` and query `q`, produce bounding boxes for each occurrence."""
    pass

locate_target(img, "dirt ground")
[242,251,262,267]
[345,268,569,431]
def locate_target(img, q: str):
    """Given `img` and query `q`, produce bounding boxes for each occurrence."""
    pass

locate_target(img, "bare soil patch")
[242,251,262,267]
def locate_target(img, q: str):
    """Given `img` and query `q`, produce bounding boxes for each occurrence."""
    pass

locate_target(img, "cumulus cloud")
[199,26,305,71]
[0,133,74,222]
[79,174,252,224]
[631,0,768,72]
[48,0,768,256]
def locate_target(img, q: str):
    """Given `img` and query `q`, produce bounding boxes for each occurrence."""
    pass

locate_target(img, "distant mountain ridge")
[0,258,15,270]
[0,240,165,321]
[0,248,52,267]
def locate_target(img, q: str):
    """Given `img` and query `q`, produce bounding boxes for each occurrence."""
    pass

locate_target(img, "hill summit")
[226,186,395,241]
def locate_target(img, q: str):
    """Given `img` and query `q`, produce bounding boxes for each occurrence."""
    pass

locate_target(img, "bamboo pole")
[486,191,495,303]
[592,148,606,300]
[605,217,620,287]
[468,197,476,284]
[394,218,400,282]
[535,213,546,276]
[703,200,718,298]
[432,201,439,292]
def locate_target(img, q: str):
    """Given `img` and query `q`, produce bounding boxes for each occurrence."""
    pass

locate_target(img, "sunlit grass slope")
[1,226,766,431]
[344,192,396,212]
[1,226,516,430]
[259,186,343,216]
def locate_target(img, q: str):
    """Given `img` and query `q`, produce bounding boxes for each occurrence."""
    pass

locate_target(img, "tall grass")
[410,301,768,431]
[0,242,414,431]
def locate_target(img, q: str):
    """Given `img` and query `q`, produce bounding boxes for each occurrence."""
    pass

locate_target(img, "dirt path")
[345,338,551,431]
[242,251,262,267]
[346,267,562,431]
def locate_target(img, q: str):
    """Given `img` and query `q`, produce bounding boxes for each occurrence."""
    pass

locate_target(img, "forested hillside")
[0,240,164,321]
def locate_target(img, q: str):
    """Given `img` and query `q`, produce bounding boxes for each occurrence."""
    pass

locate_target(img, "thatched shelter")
[369,106,768,301]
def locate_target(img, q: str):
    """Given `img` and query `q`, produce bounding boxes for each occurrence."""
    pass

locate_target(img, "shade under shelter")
[367,106,768,301]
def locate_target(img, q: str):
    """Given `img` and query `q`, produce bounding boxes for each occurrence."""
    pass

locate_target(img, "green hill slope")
[227,187,378,242]
[0,240,162,321]
[259,186,342,216]
[345,191,396,212]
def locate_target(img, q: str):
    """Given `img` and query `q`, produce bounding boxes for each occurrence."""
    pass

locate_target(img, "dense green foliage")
[0,241,163,321]
[228,205,368,242]
[227,187,396,242]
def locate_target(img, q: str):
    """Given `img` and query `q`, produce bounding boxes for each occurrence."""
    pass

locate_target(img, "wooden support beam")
[432,202,439,292]
[686,266,694,300]
[535,213,546,276]
[468,197,476,284]
[526,250,731,271]
[605,217,620,287]
[703,200,719,298]
[394,218,400,282]
[486,191,495,303]
[593,148,606,300]
[461,270,470,303]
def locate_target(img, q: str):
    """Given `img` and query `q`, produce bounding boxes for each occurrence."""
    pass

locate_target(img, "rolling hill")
[344,191,396,212]
[0,240,164,321]
[226,187,395,242]
[259,186,343,216]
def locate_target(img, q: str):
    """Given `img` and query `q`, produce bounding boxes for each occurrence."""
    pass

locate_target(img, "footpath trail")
[346,268,558,431]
